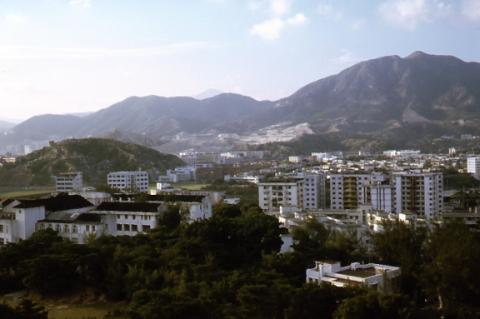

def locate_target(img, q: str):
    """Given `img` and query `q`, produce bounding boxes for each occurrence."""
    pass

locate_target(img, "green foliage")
[333,291,418,319]
[3,211,480,318]
[0,138,184,187]
[443,168,480,190]
[0,299,48,319]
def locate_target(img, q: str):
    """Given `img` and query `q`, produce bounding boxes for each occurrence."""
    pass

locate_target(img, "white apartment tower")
[258,180,301,211]
[393,172,443,220]
[330,174,382,210]
[302,173,327,210]
[107,171,149,193]
[467,156,480,179]
[55,172,83,192]
[370,183,394,213]
[258,173,326,212]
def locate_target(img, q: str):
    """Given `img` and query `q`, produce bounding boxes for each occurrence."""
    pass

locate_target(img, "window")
[131,225,138,232]
[124,224,131,231]
[72,225,78,233]
[86,225,90,232]
[0,225,3,233]
[117,224,122,231]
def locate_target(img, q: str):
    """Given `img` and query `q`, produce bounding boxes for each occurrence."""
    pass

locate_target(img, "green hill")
[0,138,184,187]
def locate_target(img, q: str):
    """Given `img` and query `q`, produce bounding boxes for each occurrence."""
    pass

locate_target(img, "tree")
[370,221,426,300]
[422,222,480,317]
[333,291,416,319]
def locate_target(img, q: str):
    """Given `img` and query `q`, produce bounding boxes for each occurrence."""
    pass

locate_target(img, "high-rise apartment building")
[330,173,385,210]
[467,156,480,179]
[392,172,443,220]
[258,173,326,211]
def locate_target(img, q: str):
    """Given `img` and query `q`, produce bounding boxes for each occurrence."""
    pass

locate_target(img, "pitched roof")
[112,193,205,203]
[13,194,94,211]
[96,202,161,213]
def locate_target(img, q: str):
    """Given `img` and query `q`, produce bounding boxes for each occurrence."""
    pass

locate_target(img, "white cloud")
[462,0,480,21]
[251,18,285,40]
[286,13,307,26]
[250,12,307,40]
[69,0,92,9]
[4,14,29,25]
[270,0,291,16]
[379,0,452,30]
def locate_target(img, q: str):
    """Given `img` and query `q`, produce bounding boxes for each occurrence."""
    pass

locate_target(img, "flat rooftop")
[337,267,377,278]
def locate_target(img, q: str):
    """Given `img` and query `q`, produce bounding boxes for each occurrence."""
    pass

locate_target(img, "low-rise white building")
[306,261,400,293]
[107,171,149,193]
[112,193,213,222]
[94,202,164,236]
[0,199,46,245]
[36,212,107,244]
[55,172,83,193]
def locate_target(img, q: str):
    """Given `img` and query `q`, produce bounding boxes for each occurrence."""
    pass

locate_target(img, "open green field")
[175,182,210,191]
[0,187,54,200]
[1,292,123,319]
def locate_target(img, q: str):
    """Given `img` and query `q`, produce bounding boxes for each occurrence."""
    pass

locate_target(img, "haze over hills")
[0,120,14,131]
[3,51,480,153]
[0,138,184,187]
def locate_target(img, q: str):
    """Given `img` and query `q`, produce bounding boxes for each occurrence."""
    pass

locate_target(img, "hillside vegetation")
[0,138,184,187]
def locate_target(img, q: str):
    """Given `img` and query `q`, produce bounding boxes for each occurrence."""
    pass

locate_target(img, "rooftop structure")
[306,261,400,293]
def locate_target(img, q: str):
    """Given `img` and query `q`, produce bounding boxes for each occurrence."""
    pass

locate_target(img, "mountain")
[0,138,184,187]
[0,120,14,131]
[3,51,480,153]
[194,89,223,100]
[262,51,480,136]
[0,93,273,148]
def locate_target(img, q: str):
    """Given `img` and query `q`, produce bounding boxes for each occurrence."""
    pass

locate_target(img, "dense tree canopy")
[1,205,480,318]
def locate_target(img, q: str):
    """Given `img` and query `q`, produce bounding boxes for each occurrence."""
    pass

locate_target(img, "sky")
[0,0,479,120]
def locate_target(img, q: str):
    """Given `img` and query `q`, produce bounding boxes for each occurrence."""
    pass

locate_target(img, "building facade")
[393,172,443,220]
[107,171,149,193]
[467,156,480,179]
[306,261,400,293]
[330,174,373,210]
[55,172,83,192]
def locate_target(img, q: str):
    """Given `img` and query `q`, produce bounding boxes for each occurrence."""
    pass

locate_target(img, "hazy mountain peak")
[407,51,430,59]
[194,89,223,100]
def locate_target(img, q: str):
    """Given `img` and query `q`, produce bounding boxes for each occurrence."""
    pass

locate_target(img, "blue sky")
[0,0,479,119]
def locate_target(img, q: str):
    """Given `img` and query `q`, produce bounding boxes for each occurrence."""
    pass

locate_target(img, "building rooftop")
[96,202,162,213]
[41,212,102,224]
[337,267,377,278]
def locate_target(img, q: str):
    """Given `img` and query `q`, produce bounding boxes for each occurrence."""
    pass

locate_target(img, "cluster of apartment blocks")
[259,170,444,220]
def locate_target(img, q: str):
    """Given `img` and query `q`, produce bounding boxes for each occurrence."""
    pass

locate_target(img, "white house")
[0,199,46,245]
[306,261,400,293]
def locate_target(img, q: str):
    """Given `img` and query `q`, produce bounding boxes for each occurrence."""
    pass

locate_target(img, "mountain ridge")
[3,51,480,153]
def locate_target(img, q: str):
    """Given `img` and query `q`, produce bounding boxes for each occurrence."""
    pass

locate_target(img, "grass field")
[175,182,210,191]
[1,292,123,319]
[0,188,54,199]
